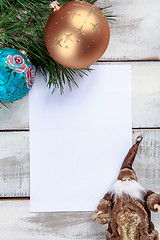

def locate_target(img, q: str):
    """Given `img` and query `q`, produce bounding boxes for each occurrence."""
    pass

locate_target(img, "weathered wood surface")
[99,0,160,61]
[0,129,160,197]
[0,200,159,240]
[132,62,160,128]
[0,95,29,130]
[0,132,29,197]
[0,62,160,130]
[0,0,160,238]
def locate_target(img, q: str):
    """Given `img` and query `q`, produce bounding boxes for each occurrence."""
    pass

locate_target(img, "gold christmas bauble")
[44,1,110,69]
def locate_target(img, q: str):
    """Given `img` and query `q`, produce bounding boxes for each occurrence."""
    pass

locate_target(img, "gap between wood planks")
[0,128,160,133]
[0,129,29,132]
[97,59,160,62]
[0,197,30,201]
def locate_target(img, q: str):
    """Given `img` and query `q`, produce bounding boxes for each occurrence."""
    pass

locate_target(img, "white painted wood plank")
[0,95,29,130]
[0,132,29,197]
[0,62,160,129]
[99,0,160,60]
[0,130,160,197]
[0,200,159,240]
[133,129,160,193]
[132,62,160,128]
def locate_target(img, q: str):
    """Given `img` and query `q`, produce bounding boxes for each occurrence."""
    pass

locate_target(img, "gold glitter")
[76,25,83,35]
[64,33,73,43]
[99,198,111,207]
[106,229,114,239]
[73,3,106,24]
[146,192,158,207]
[132,198,149,234]
[103,196,159,239]
[90,22,100,32]
[68,10,81,18]
[55,38,63,48]
[117,206,140,240]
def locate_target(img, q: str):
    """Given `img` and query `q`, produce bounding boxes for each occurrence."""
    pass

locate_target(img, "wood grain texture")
[0,0,159,237]
[0,62,160,130]
[0,132,29,197]
[133,129,160,193]
[0,200,159,240]
[132,62,160,128]
[0,130,160,197]
[99,0,160,61]
[0,95,29,130]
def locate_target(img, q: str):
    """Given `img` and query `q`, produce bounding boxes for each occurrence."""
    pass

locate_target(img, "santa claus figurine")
[92,136,160,240]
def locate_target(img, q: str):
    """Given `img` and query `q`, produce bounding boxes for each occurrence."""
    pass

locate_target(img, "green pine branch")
[0,0,115,107]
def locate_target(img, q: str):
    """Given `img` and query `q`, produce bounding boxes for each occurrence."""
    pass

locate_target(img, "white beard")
[109,180,146,202]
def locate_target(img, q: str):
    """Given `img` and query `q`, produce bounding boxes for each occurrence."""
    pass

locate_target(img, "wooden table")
[0,0,160,239]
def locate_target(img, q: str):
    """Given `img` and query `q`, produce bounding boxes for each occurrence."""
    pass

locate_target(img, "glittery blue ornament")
[0,48,35,102]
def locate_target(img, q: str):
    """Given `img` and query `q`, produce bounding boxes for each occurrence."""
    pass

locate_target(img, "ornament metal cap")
[49,1,61,12]
[120,136,143,170]
[20,50,28,57]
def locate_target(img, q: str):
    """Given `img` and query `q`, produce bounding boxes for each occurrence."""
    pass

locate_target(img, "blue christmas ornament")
[0,48,35,102]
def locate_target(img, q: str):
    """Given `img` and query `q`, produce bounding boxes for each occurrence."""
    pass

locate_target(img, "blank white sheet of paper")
[29,65,132,212]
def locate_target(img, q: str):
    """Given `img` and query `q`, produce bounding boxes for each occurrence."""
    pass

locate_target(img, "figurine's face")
[122,176,131,182]
[117,168,138,182]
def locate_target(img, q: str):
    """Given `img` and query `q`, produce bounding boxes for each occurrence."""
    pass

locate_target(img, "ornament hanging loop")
[49,1,61,12]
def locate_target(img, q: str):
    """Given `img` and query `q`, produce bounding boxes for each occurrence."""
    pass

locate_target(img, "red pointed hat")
[118,136,143,181]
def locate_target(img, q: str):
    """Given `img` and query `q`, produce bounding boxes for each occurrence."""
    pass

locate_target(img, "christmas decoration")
[92,136,160,240]
[0,0,115,94]
[0,48,35,102]
[44,1,110,69]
